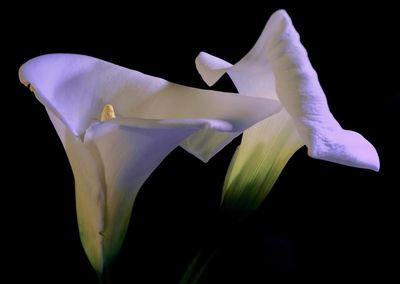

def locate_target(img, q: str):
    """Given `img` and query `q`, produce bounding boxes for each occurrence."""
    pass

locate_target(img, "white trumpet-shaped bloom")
[195,10,380,211]
[19,54,281,273]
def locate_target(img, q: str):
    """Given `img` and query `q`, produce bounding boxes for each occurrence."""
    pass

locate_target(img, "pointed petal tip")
[308,129,381,172]
[268,9,292,25]
[195,51,232,86]
[272,9,289,18]
[190,150,212,163]
[371,163,380,172]
[351,145,380,172]
[367,147,380,172]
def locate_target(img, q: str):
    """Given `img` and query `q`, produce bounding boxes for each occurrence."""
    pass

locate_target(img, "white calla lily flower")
[195,10,380,211]
[19,54,281,273]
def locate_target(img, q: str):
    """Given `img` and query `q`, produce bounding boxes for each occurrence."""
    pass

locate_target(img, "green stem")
[180,207,259,284]
[180,248,216,284]
[99,266,111,284]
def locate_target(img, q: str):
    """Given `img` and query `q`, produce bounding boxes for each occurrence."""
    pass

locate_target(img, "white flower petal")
[196,51,278,100]
[180,131,240,163]
[46,111,106,273]
[265,10,379,171]
[20,53,284,273]
[82,118,213,270]
[48,109,235,273]
[19,53,281,162]
[196,10,380,171]
[195,51,232,87]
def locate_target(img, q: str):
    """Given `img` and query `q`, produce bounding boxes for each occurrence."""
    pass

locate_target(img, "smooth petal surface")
[19,54,281,161]
[48,110,255,273]
[83,118,216,271]
[19,54,282,273]
[196,10,379,171]
[46,111,106,272]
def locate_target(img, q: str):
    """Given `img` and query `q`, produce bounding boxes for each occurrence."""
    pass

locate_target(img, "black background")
[4,1,398,283]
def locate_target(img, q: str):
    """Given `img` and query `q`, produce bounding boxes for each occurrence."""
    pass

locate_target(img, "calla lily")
[195,10,380,212]
[19,54,282,273]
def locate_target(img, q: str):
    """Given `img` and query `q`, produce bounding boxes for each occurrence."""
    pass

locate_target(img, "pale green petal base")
[222,110,303,216]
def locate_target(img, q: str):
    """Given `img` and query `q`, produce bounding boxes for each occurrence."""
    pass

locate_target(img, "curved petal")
[195,51,233,87]
[48,109,235,273]
[19,54,108,136]
[195,10,380,171]
[19,53,281,161]
[19,52,283,274]
[46,111,106,273]
[130,80,281,161]
[265,10,379,171]
[83,117,221,270]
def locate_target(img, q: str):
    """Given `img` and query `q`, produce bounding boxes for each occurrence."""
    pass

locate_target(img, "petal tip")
[367,148,380,172]
[272,9,289,18]
[18,61,36,91]
[195,52,232,86]
[307,129,381,172]
[269,9,292,26]
[18,65,27,86]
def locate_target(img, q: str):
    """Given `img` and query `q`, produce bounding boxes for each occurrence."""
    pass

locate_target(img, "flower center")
[100,104,116,121]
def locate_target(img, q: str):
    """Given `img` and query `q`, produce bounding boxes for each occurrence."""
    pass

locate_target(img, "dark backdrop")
[3,1,398,283]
